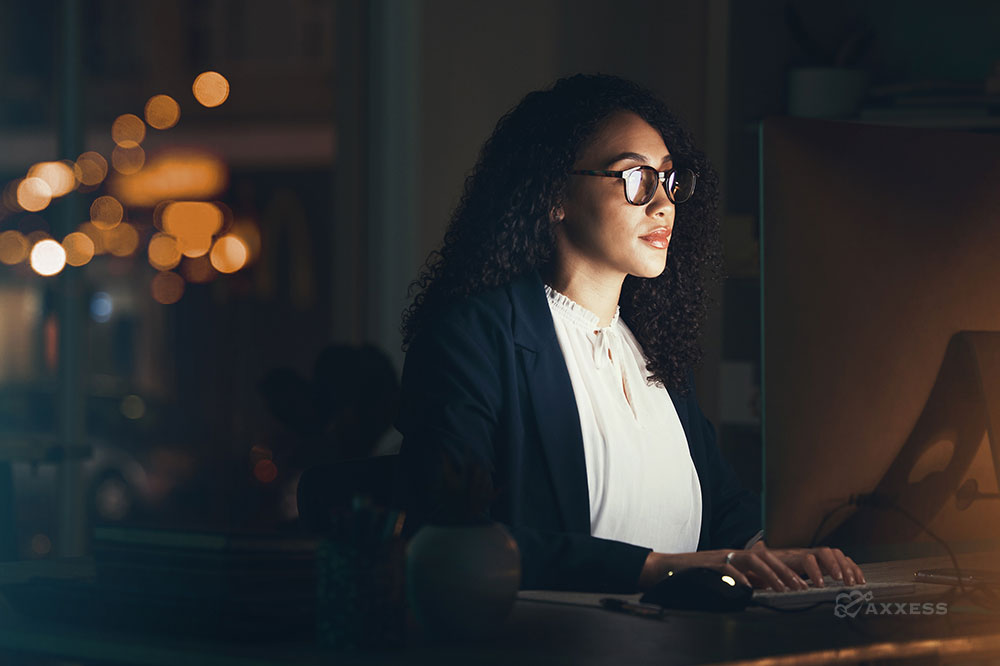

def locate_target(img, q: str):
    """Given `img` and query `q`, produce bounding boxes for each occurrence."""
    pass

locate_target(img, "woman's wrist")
[638,551,678,591]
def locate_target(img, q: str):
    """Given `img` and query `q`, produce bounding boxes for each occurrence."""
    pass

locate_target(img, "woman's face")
[555,110,676,280]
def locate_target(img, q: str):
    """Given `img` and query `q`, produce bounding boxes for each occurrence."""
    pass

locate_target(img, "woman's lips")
[639,230,671,249]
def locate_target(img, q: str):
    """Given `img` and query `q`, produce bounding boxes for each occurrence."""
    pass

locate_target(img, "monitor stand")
[822,331,1000,560]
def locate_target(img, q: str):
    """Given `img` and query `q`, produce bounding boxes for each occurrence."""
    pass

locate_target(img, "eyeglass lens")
[625,167,695,205]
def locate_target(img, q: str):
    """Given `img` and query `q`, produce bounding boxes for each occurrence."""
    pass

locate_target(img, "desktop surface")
[3,550,1000,665]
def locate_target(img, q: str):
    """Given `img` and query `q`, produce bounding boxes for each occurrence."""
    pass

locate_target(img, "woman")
[395,73,864,593]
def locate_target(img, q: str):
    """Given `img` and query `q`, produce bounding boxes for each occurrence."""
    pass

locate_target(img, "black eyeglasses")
[569,166,697,205]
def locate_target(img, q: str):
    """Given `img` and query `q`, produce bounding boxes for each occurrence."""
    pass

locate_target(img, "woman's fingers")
[798,552,825,588]
[738,551,789,591]
[756,548,808,590]
[808,547,866,585]
[712,548,864,591]
[812,547,846,583]
[724,563,752,588]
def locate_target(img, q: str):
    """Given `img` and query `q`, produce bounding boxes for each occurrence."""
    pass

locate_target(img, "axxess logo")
[833,590,949,618]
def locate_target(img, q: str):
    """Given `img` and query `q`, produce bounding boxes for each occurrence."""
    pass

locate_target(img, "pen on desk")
[600,597,667,620]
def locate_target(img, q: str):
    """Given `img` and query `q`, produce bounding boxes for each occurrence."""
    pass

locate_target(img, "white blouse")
[544,284,703,554]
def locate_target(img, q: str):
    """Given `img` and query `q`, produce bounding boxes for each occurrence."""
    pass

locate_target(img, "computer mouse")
[639,566,754,612]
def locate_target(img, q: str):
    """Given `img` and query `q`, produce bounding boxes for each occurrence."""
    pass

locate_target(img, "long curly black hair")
[400,73,724,397]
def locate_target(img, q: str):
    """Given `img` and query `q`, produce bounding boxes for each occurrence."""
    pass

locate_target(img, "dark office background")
[1,0,999,560]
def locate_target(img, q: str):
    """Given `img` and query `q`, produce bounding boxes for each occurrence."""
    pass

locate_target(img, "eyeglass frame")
[568,165,697,205]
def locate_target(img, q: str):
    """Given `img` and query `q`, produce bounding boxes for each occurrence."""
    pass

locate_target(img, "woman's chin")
[632,258,667,279]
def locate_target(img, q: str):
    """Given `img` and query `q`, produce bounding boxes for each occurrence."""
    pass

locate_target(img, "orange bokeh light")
[0,230,29,265]
[104,223,139,257]
[151,271,185,304]
[144,94,181,130]
[112,144,145,175]
[192,71,230,108]
[148,232,182,271]
[111,113,146,146]
[162,201,223,257]
[17,178,52,212]
[62,232,95,267]
[109,151,228,208]
[77,222,107,255]
[76,152,108,186]
[90,195,124,230]
[27,161,77,197]
[254,459,278,483]
[209,234,248,273]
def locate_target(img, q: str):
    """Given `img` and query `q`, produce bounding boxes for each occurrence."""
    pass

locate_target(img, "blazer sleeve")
[687,371,763,551]
[395,309,652,593]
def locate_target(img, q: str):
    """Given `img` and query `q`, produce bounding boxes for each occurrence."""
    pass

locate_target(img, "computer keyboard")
[752,577,917,610]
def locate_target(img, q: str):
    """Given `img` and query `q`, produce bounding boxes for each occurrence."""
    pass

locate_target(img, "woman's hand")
[746,540,866,588]
[639,542,866,592]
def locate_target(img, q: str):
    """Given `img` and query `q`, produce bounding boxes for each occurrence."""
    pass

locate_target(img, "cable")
[847,491,969,597]
[808,499,855,549]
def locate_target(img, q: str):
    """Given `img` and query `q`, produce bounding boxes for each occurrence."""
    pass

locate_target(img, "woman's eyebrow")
[605,151,673,168]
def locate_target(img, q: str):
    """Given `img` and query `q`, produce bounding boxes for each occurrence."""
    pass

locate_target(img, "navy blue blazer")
[395,268,761,593]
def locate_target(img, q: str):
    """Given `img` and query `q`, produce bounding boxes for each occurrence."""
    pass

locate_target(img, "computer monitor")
[760,116,1000,562]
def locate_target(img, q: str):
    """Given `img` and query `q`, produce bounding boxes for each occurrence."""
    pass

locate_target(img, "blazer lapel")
[509,270,592,535]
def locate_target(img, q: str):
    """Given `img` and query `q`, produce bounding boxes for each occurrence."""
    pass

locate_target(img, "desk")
[2,552,1000,665]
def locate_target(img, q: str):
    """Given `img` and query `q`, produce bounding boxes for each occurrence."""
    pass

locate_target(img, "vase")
[405,521,521,640]
[787,67,868,118]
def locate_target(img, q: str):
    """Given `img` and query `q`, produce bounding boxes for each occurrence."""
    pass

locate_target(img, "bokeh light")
[144,94,181,130]
[254,459,278,484]
[31,534,52,557]
[0,230,29,265]
[110,151,228,208]
[90,195,124,230]
[91,292,113,322]
[112,144,145,175]
[104,223,139,257]
[77,222,106,255]
[162,201,223,257]
[17,178,52,212]
[27,161,77,197]
[111,113,146,146]
[147,232,182,270]
[120,394,146,420]
[29,239,67,276]
[76,151,108,186]
[192,71,230,107]
[151,271,185,304]
[62,232,95,267]
[209,234,248,273]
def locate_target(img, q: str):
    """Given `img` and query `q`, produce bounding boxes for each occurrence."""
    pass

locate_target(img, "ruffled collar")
[543,284,620,332]
[544,284,627,371]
